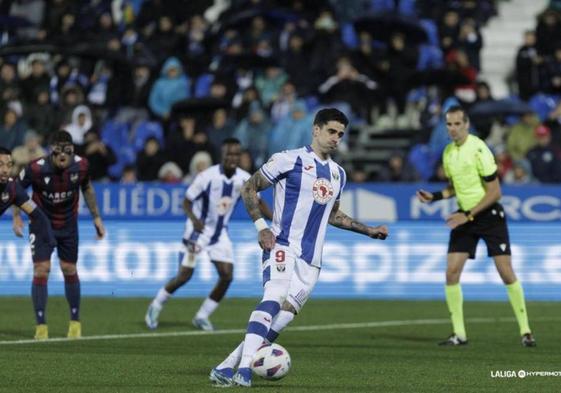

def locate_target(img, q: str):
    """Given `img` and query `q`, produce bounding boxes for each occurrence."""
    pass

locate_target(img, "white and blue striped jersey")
[260,146,346,268]
[183,164,250,246]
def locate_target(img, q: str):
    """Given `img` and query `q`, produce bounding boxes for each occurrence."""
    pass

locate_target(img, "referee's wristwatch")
[464,210,475,222]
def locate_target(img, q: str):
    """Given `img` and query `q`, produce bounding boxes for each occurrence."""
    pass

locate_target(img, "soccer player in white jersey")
[209,108,389,387]
[145,138,271,331]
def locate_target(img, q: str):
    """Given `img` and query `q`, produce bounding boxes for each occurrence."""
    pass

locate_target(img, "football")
[251,343,291,380]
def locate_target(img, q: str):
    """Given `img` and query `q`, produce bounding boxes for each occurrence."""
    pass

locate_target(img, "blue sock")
[64,274,81,321]
[32,277,48,324]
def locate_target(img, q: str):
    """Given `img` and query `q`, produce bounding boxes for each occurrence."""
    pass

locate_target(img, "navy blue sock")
[64,274,81,321]
[31,277,48,324]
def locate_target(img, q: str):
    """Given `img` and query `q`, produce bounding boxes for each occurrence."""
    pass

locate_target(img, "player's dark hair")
[222,137,241,146]
[313,108,349,128]
[0,146,12,155]
[50,130,74,145]
[445,105,469,122]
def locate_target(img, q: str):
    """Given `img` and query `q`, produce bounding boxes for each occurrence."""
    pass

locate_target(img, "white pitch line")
[1,316,559,346]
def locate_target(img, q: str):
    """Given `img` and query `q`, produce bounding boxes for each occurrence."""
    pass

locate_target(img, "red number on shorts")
[275,250,285,262]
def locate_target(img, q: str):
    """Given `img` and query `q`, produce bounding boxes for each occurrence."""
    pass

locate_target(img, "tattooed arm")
[328,201,388,239]
[242,171,275,250]
[82,181,106,239]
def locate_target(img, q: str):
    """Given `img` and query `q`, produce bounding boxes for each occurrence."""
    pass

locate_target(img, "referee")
[416,105,535,347]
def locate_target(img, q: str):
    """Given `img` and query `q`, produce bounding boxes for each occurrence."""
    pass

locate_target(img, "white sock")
[267,310,295,341]
[217,341,244,370]
[153,288,171,307]
[238,310,274,369]
[195,297,219,319]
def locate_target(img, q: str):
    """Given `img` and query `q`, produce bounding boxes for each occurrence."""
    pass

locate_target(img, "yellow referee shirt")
[442,134,498,211]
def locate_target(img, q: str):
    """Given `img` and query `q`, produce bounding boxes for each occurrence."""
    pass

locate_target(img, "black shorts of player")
[448,203,511,259]
[32,224,79,263]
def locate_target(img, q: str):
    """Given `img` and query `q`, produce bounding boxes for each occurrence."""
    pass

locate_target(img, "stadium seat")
[417,45,444,70]
[133,121,164,152]
[408,143,438,181]
[420,19,439,47]
[108,146,136,179]
[341,22,359,49]
[101,120,130,153]
[528,93,559,122]
[194,73,214,98]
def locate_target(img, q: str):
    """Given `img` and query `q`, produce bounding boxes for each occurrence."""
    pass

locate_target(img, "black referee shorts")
[448,203,511,259]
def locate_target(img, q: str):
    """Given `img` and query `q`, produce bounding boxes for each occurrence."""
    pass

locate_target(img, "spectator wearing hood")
[148,57,190,120]
[234,102,271,167]
[268,100,312,156]
[64,105,93,147]
[158,162,184,183]
[184,151,212,184]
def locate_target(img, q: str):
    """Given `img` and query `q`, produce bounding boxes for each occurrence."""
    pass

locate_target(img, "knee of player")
[281,301,298,315]
[60,263,77,275]
[177,268,193,283]
[218,271,233,283]
[33,262,51,277]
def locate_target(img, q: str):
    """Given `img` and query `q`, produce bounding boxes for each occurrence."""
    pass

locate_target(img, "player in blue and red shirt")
[0,146,55,274]
[13,131,106,340]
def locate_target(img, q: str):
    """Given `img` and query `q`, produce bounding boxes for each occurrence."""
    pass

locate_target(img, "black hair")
[0,146,12,155]
[444,105,469,122]
[222,137,241,146]
[50,130,73,145]
[313,108,349,128]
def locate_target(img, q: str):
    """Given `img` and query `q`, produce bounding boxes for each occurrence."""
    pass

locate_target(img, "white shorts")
[262,244,320,313]
[180,231,234,268]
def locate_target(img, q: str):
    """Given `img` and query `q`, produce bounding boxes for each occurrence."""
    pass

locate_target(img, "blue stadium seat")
[194,73,214,98]
[101,120,130,153]
[341,22,359,49]
[408,143,438,181]
[420,19,439,47]
[108,146,136,179]
[398,0,416,16]
[369,0,395,12]
[133,121,164,152]
[417,45,444,70]
[529,93,560,121]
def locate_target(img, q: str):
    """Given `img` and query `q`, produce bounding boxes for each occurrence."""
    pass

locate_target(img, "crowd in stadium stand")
[3,0,561,184]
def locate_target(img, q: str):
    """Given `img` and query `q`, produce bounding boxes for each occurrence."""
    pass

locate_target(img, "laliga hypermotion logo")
[312,178,334,205]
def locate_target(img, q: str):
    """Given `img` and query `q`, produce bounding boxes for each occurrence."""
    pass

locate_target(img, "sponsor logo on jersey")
[1,192,9,203]
[312,178,334,205]
[70,173,79,183]
[41,190,74,203]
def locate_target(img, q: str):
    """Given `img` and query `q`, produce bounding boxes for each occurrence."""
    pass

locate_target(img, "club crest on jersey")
[312,178,334,205]
[1,192,9,203]
[44,176,50,184]
[70,173,79,183]
[216,196,233,215]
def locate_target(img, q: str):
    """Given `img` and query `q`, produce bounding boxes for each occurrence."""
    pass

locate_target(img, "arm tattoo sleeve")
[242,172,272,222]
[82,182,101,218]
[328,202,370,235]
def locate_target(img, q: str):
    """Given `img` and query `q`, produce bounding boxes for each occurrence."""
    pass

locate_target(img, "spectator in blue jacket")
[148,57,190,120]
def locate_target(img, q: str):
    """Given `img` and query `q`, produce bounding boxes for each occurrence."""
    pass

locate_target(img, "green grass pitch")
[0,298,559,392]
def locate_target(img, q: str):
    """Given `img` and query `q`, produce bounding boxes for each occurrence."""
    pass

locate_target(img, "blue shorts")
[32,225,79,263]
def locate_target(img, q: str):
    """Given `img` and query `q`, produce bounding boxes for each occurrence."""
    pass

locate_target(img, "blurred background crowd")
[1,0,561,184]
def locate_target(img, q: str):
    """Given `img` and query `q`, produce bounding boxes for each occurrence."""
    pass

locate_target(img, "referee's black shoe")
[438,334,468,346]
[521,333,536,347]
